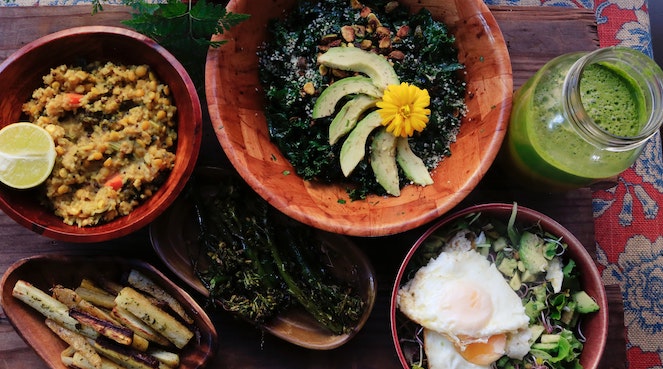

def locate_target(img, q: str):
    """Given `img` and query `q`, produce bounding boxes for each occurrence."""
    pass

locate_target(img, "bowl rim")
[389,202,609,369]
[0,25,203,242]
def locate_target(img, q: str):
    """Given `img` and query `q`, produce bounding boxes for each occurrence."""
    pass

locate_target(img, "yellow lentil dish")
[22,61,177,227]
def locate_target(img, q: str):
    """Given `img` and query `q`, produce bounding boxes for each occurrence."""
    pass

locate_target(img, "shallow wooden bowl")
[390,203,608,369]
[205,0,512,237]
[0,26,202,243]
[149,166,378,350]
[0,255,217,369]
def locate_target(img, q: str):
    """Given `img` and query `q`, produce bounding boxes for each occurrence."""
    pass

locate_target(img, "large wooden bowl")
[205,0,512,237]
[0,26,202,243]
[390,203,608,369]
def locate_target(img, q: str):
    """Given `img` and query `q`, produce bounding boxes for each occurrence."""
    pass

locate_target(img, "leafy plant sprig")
[92,0,249,91]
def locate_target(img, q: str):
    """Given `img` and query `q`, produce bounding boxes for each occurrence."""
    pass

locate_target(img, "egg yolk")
[444,280,493,333]
[457,334,507,366]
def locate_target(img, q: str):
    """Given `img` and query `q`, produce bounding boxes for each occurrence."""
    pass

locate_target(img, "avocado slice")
[339,111,383,177]
[317,47,400,90]
[573,291,600,313]
[396,137,433,186]
[329,94,378,145]
[370,127,400,196]
[312,76,382,119]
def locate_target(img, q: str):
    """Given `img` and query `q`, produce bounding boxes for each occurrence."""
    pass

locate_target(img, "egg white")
[397,249,529,346]
[424,328,490,369]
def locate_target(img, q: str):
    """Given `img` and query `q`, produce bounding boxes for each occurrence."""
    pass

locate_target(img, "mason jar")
[503,46,663,191]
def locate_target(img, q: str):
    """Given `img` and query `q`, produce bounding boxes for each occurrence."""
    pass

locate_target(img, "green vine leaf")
[92,0,249,92]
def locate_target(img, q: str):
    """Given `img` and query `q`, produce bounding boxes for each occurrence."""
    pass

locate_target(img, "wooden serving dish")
[205,0,512,237]
[149,166,378,350]
[0,255,217,369]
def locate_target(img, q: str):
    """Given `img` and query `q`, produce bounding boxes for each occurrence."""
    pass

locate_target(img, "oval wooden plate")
[149,166,378,350]
[205,0,512,237]
[0,255,217,369]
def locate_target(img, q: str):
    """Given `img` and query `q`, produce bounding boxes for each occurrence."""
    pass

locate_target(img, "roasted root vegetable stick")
[127,269,193,325]
[115,287,194,349]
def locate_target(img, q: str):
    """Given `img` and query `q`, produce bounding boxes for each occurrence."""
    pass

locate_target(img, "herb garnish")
[92,0,249,90]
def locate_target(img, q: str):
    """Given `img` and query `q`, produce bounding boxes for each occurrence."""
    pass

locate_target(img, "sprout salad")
[398,205,600,369]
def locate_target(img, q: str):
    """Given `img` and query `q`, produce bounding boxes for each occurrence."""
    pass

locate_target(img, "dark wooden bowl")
[0,26,202,243]
[205,0,512,237]
[390,203,608,369]
[0,255,217,369]
[149,166,378,350]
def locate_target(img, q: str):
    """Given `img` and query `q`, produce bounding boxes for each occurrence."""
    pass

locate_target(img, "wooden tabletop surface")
[0,5,626,369]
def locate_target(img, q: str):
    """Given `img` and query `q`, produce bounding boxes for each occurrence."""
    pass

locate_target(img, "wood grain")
[0,4,624,369]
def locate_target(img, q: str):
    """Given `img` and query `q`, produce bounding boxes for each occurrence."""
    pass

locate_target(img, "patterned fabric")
[493,0,663,367]
[0,0,659,367]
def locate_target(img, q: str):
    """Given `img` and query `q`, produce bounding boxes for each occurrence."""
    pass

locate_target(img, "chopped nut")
[366,13,381,33]
[379,37,392,50]
[360,6,372,18]
[351,0,363,9]
[360,39,373,49]
[397,25,410,38]
[388,50,405,60]
[303,82,316,95]
[385,1,399,13]
[341,25,355,42]
[332,69,350,78]
[353,25,366,39]
[321,34,339,45]
[319,64,329,76]
[376,26,392,39]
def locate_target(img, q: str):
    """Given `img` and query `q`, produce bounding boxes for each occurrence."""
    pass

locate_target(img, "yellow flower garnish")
[376,82,431,138]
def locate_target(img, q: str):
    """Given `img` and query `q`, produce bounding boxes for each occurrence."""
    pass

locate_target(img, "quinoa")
[22,61,178,227]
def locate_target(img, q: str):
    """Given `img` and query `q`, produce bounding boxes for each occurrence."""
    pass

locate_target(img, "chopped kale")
[259,0,466,199]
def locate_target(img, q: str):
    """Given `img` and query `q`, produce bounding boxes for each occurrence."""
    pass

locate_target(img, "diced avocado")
[529,325,546,345]
[509,272,521,291]
[498,257,518,277]
[573,291,600,313]
[317,46,400,90]
[519,231,549,275]
[329,94,378,145]
[370,127,400,196]
[395,137,433,186]
[339,111,383,177]
[312,76,382,119]
[492,236,508,252]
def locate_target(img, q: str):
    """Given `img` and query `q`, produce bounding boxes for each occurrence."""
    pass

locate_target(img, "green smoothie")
[506,53,648,190]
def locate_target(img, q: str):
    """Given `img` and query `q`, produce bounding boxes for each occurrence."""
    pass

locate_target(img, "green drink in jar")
[505,47,663,191]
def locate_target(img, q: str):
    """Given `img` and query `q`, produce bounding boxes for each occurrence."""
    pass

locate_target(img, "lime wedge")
[0,122,56,189]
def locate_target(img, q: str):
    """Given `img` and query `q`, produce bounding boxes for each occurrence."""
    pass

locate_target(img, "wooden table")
[0,5,626,369]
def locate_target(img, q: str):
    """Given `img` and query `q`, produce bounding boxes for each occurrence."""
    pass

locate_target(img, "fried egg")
[397,249,530,366]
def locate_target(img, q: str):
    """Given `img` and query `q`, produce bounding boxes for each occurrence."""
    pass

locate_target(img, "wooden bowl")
[390,203,608,369]
[205,0,512,237]
[0,26,202,243]
[0,255,217,369]
[149,166,378,350]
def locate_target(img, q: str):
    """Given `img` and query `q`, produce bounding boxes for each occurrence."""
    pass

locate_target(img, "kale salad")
[258,0,466,199]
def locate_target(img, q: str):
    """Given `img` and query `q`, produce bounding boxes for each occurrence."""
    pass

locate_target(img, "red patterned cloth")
[593,1,663,368]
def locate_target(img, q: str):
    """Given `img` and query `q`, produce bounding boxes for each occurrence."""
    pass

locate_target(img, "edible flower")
[376,82,431,138]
